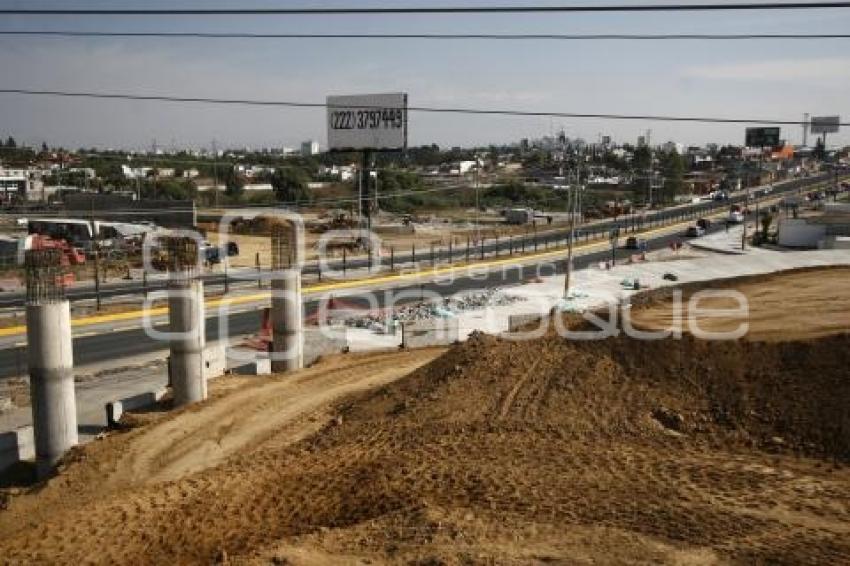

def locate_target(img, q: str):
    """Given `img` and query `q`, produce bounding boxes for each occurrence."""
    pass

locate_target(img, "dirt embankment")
[629,266,850,341]
[1,322,848,564]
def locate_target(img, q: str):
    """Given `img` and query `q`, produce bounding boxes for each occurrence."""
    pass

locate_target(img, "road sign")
[326,93,408,151]
[745,127,780,148]
[810,116,840,135]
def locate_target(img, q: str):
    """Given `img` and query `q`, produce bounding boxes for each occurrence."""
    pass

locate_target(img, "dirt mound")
[1,325,848,564]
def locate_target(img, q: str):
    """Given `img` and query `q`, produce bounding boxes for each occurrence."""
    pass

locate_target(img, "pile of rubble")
[332,288,526,333]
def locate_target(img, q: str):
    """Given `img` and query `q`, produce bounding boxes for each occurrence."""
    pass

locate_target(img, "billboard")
[745,127,780,148]
[326,93,408,151]
[810,116,840,135]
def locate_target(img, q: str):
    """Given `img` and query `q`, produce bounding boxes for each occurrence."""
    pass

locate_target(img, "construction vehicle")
[24,234,86,266]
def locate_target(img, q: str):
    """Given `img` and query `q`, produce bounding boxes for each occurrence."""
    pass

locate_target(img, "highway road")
[0,222,691,379]
[0,171,833,309]
[0,172,839,379]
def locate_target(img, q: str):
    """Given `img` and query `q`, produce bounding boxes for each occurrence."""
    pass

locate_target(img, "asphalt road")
[0,216,741,380]
[0,172,837,379]
[0,172,833,309]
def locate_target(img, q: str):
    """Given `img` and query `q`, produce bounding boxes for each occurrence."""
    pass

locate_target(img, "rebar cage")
[25,249,66,303]
[270,220,296,271]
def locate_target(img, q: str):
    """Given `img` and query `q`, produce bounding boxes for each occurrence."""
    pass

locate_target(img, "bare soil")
[630,266,850,341]
[0,271,848,564]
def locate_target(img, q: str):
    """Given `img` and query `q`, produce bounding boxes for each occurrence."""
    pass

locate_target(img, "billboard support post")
[327,92,408,264]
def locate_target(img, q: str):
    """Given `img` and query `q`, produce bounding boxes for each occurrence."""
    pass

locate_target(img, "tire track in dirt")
[110,348,445,486]
[498,356,542,421]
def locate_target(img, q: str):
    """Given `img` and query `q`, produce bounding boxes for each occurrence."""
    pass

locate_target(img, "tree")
[223,168,245,200]
[660,150,685,203]
[632,145,652,171]
[41,141,49,153]
[5,136,16,149]
[270,167,310,204]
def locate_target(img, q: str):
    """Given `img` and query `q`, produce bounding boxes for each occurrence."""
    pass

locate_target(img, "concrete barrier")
[233,358,272,376]
[105,388,168,427]
[401,318,459,349]
[304,326,349,366]
[203,343,227,380]
[0,426,34,473]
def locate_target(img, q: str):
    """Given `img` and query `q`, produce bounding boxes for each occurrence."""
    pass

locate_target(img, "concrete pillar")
[271,269,303,373]
[168,279,207,406]
[26,301,77,477]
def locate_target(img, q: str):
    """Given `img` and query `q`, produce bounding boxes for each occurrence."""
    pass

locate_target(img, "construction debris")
[329,288,526,333]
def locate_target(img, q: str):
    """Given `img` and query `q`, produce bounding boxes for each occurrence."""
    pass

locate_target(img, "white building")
[301,140,320,156]
[319,164,355,182]
[0,167,29,202]
[662,141,684,155]
[121,165,153,179]
[242,183,274,192]
[777,205,850,248]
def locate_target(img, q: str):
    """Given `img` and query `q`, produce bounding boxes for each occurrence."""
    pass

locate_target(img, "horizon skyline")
[1,0,849,150]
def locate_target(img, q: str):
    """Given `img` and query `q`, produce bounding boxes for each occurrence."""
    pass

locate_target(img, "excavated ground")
[0,269,848,564]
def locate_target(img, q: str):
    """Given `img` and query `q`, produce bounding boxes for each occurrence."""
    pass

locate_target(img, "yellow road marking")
[0,209,743,339]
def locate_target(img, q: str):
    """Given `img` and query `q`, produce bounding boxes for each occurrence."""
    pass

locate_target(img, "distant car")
[685,225,705,238]
[696,218,712,230]
[204,246,221,265]
[727,211,745,224]
[624,236,646,250]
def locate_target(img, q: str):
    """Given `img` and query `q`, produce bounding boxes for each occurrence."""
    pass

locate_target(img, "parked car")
[685,225,705,237]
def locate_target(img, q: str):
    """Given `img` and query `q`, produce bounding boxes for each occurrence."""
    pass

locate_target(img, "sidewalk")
[688,223,751,255]
[342,245,850,350]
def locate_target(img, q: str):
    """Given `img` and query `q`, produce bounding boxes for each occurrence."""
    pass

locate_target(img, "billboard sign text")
[327,93,408,151]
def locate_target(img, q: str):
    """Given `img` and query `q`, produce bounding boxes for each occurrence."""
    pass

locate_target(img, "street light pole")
[474,163,480,243]
[564,159,581,298]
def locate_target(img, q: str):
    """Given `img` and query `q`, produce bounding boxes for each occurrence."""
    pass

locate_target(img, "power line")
[2,3,850,15]
[2,30,848,40]
[0,88,843,126]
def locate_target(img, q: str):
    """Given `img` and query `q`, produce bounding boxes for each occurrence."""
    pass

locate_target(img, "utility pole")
[563,158,581,297]
[212,139,219,207]
[89,198,101,310]
[474,163,481,243]
[151,138,158,200]
[646,129,653,208]
[357,161,363,239]
[802,113,809,147]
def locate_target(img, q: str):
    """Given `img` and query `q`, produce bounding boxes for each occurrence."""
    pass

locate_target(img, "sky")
[0,0,849,151]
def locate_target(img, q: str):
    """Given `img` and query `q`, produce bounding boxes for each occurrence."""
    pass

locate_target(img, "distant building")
[0,167,29,202]
[662,141,684,155]
[506,208,535,225]
[770,145,795,161]
[301,140,320,156]
[777,205,850,249]
[68,167,96,179]
[121,165,153,179]
[242,183,274,192]
[319,164,355,182]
